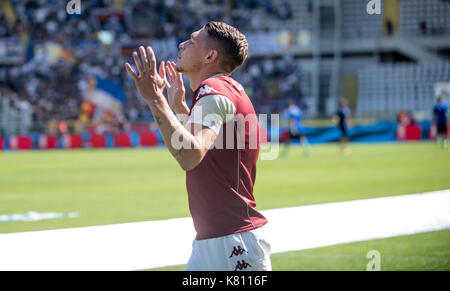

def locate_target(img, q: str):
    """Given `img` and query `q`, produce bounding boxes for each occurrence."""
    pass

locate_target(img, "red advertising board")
[9,135,33,150]
[114,133,131,147]
[90,134,106,148]
[139,132,158,147]
[38,135,57,149]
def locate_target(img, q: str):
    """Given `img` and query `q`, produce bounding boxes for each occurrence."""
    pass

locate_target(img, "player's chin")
[175,64,184,73]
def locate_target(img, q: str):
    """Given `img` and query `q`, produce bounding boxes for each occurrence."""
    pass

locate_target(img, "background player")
[281,99,310,157]
[334,98,352,155]
[125,21,271,271]
[433,96,449,150]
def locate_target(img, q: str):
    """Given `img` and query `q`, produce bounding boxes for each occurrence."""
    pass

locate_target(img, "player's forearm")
[172,101,190,116]
[172,102,191,125]
[145,94,204,170]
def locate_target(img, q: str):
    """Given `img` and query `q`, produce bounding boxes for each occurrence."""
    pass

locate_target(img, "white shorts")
[186,226,272,271]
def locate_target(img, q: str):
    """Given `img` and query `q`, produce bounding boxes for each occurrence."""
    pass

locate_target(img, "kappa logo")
[197,85,218,97]
[234,260,252,271]
[229,246,248,258]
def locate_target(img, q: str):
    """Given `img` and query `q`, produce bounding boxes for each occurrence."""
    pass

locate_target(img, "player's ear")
[205,50,219,64]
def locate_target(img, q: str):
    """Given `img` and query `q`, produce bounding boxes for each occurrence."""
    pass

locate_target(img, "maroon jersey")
[186,75,268,240]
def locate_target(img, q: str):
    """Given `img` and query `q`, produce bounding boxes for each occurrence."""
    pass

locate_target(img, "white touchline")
[0,211,80,223]
[0,190,449,271]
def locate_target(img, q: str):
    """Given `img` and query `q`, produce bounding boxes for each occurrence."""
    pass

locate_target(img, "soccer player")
[281,99,310,157]
[334,98,351,154]
[125,21,271,271]
[433,96,448,150]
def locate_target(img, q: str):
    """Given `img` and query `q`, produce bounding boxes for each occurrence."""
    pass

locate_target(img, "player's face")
[176,27,210,74]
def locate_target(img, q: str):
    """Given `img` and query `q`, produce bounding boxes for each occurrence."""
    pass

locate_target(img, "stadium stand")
[342,0,383,39]
[0,0,449,146]
[357,62,450,118]
[399,0,450,36]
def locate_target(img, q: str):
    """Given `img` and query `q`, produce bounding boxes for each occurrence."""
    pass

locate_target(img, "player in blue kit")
[281,99,310,157]
[433,96,449,150]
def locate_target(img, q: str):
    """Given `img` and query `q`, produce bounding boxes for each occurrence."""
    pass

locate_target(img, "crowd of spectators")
[0,0,302,133]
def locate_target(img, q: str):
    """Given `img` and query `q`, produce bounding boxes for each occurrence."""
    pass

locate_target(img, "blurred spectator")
[433,96,449,149]
[278,1,293,20]
[264,0,276,15]
[333,99,352,154]
[420,21,427,35]
[385,19,393,36]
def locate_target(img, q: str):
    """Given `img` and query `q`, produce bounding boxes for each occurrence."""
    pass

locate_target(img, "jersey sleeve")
[187,94,237,135]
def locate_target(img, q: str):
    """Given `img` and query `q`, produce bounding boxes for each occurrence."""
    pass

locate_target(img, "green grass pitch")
[150,229,450,271]
[1,142,449,270]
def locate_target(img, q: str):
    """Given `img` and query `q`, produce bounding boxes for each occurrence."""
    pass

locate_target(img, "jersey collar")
[209,73,226,79]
